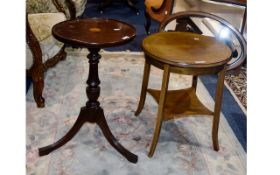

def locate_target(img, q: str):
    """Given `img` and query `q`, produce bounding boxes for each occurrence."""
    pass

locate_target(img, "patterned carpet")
[225,67,247,109]
[26,49,246,175]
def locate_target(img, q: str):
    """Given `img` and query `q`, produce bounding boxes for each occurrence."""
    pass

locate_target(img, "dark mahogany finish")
[39,19,138,163]
[52,18,136,48]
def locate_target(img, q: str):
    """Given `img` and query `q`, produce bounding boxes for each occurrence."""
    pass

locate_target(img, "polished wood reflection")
[142,32,232,68]
[53,18,136,48]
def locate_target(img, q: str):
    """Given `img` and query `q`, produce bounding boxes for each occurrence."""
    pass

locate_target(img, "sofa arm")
[26,0,60,14]
[27,0,87,19]
[72,0,87,17]
[57,0,87,19]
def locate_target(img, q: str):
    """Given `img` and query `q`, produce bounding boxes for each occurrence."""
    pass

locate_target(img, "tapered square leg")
[135,60,151,116]
[212,68,226,151]
[148,64,170,157]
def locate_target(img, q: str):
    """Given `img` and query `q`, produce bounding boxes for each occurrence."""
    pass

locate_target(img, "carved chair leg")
[135,60,151,116]
[32,68,45,108]
[148,64,170,157]
[145,10,151,35]
[43,46,67,71]
[212,68,225,151]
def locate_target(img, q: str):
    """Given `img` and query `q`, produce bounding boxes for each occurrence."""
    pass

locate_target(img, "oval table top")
[52,18,136,48]
[142,32,232,68]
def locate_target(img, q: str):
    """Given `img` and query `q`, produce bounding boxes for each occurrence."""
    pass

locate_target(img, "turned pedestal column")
[38,19,138,163]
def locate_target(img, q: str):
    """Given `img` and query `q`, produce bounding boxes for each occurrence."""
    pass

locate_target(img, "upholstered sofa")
[26,0,87,107]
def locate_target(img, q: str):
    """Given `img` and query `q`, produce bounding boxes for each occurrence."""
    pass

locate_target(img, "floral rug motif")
[26,49,246,175]
[225,67,247,109]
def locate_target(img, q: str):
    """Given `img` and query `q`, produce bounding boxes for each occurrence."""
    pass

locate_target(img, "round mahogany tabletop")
[142,32,232,68]
[52,18,136,48]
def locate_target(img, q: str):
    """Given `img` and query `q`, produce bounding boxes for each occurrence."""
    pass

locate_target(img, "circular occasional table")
[38,18,138,163]
[135,32,232,157]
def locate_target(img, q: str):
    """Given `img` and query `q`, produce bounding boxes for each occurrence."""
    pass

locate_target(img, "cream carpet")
[26,49,246,175]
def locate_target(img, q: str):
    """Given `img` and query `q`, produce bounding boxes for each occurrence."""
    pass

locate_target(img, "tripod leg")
[38,109,86,156]
[95,109,138,163]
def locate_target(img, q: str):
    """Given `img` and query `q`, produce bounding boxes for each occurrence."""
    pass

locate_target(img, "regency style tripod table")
[38,18,138,163]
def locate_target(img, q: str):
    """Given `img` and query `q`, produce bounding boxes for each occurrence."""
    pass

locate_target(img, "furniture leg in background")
[99,0,139,14]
